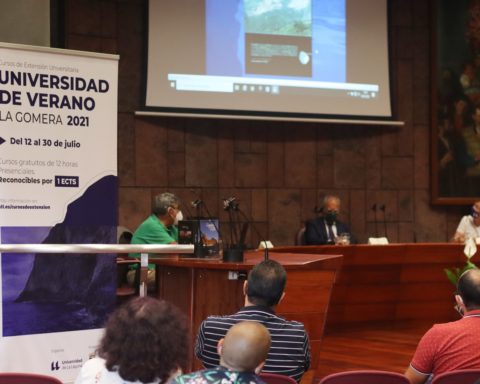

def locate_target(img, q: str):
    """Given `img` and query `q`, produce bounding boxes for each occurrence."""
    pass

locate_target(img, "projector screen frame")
[140,0,398,124]
[135,109,404,126]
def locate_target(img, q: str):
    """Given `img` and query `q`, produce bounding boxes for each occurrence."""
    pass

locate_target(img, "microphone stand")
[191,200,205,258]
[222,197,245,262]
[193,200,203,219]
[188,191,204,256]
[237,209,269,261]
[181,200,195,220]
[380,204,388,240]
[234,204,243,247]
[372,203,378,237]
[226,206,236,248]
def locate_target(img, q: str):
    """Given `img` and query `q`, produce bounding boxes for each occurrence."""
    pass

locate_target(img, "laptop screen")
[178,219,220,255]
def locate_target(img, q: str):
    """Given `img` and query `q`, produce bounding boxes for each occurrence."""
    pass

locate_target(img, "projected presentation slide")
[243,0,313,77]
[146,0,391,118]
[206,0,343,81]
[176,0,348,94]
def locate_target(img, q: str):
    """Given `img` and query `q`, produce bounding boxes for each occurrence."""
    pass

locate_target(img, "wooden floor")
[315,324,431,380]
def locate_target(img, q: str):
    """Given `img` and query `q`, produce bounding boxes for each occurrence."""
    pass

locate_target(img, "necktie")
[327,224,335,243]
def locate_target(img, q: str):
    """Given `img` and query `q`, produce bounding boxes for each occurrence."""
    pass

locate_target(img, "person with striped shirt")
[195,259,310,382]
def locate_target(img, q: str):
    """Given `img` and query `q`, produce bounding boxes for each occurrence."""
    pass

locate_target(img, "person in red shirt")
[405,268,480,384]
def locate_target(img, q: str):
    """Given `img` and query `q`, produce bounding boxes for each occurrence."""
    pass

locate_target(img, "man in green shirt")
[127,192,183,290]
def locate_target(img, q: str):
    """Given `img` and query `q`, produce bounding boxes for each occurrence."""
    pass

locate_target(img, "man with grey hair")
[128,192,183,288]
[305,195,356,245]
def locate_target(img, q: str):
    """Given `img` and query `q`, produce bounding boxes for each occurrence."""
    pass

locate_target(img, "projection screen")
[144,0,392,122]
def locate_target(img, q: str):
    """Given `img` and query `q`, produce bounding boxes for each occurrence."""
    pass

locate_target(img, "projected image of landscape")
[204,0,346,82]
[244,0,312,76]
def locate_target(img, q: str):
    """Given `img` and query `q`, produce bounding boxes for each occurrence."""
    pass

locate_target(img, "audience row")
[75,261,480,384]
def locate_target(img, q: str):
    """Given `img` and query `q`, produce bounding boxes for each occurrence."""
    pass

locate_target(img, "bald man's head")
[457,268,480,310]
[219,321,271,373]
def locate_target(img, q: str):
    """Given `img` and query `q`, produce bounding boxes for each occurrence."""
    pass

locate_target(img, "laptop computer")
[178,219,220,256]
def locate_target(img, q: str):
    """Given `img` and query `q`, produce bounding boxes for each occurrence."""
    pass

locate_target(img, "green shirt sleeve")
[129,215,179,264]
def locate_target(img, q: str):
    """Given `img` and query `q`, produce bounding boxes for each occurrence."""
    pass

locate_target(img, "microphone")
[223,197,239,211]
[187,189,204,219]
[191,199,203,219]
[372,203,378,237]
[379,204,388,240]
[221,198,270,262]
[223,197,241,246]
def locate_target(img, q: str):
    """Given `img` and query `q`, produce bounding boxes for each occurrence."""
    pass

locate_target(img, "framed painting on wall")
[431,0,480,204]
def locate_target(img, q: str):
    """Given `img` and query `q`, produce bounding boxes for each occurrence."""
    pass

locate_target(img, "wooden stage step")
[315,325,431,379]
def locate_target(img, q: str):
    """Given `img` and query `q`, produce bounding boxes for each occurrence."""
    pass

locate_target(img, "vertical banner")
[0,43,118,382]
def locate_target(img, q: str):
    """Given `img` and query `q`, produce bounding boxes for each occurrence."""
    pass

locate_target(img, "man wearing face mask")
[127,192,183,289]
[304,195,356,245]
[452,200,480,243]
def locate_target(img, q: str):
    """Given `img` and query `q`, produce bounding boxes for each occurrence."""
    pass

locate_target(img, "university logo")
[51,361,60,371]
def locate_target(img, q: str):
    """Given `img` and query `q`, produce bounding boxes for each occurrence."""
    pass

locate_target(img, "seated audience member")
[174,321,271,384]
[405,268,480,384]
[452,200,480,242]
[128,192,183,289]
[305,195,356,245]
[75,297,187,384]
[195,260,310,382]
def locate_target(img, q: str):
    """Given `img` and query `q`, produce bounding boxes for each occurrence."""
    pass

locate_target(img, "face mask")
[472,207,479,219]
[325,211,337,225]
[173,210,183,226]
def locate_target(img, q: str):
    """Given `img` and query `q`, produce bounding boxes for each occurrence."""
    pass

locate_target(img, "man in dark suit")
[304,195,356,245]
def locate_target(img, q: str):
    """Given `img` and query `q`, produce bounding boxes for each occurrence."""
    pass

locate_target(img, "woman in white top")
[452,201,480,242]
[75,297,187,384]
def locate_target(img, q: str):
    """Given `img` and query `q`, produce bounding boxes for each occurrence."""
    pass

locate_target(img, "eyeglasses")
[454,303,464,316]
[453,293,464,316]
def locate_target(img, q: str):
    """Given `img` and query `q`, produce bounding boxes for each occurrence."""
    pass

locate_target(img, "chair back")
[0,373,63,384]
[295,227,306,245]
[431,369,480,384]
[319,370,409,384]
[259,373,297,384]
[116,256,140,304]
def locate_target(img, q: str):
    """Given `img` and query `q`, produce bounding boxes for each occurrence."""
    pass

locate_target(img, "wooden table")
[271,243,469,330]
